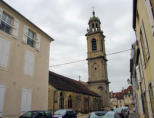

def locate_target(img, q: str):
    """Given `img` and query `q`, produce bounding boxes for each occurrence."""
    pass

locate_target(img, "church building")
[48,11,110,113]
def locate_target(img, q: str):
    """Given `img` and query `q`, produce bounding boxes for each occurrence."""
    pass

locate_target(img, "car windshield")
[22,111,37,117]
[54,110,66,115]
[104,111,115,118]
[44,111,51,116]
[90,112,106,118]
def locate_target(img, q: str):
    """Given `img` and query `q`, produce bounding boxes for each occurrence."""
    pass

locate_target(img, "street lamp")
[127,78,131,85]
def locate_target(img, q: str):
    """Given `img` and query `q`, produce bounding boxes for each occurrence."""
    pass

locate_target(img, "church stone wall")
[48,85,101,113]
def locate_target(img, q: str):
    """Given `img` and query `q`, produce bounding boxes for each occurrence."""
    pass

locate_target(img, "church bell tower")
[86,10,110,108]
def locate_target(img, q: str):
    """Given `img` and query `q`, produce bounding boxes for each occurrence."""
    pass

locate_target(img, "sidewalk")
[77,113,89,118]
[129,112,139,118]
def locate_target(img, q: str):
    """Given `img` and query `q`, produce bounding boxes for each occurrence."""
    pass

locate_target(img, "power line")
[50,59,86,67]
[50,48,131,67]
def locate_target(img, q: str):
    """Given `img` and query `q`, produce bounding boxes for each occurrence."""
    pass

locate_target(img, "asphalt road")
[77,114,89,118]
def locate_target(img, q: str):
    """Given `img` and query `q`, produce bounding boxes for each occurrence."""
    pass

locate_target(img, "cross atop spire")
[92,6,95,16]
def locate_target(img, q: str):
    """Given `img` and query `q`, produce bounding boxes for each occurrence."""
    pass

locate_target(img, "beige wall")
[0,2,52,118]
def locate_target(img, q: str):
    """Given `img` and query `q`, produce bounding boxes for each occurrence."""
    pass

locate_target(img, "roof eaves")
[1,0,54,41]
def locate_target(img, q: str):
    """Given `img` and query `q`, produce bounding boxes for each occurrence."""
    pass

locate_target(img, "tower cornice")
[85,31,105,37]
[87,80,110,84]
[86,56,108,61]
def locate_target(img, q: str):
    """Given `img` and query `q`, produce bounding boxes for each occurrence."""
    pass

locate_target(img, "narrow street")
[129,112,139,118]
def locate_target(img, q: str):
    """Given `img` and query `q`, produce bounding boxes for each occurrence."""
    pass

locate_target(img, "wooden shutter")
[141,24,150,60]
[12,18,19,38]
[22,25,28,44]
[151,81,154,96]
[0,85,5,117]
[145,0,154,35]
[21,89,32,114]
[138,95,144,114]
[138,39,145,68]
[136,65,141,82]
[0,7,3,24]
[35,34,41,51]
[139,57,144,80]
[0,38,10,67]
[24,50,35,76]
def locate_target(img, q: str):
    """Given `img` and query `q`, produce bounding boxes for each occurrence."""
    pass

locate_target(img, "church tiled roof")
[49,71,100,97]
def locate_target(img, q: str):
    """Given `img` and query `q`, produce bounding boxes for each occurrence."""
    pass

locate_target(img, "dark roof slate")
[49,71,99,97]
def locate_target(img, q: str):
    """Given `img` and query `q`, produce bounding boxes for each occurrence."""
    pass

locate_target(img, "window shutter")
[0,85,5,117]
[141,24,150,60]
[0,38,10,68]
[151,81,154,96]
[136,65,141,82]
[21,89,32,114]
[21,89,27,114]
[139,58,144,80]
[0,7,3,24]
[22,25,28,44]
[35,34,41,51]
[24,50,35,76]
[27,90,32,111]
[138,95,144,114]
[12,18,19,38]
[145,0,154,36]
[138,37,145,68]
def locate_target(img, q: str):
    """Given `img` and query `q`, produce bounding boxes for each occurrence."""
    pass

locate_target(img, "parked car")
[19,111,52,118]
[88,111,121,118]
[114,107,129,118]
[88,111,107,118]
[52,109,77,118]
[104,111,121,118]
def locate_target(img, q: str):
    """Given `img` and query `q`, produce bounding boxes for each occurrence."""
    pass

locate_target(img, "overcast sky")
[4,0,135,92]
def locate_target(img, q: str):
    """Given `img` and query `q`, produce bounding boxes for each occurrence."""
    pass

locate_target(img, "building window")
[59,92,64,109]
[91,39,97,51]
[23,25,36,48]
[0,12,12,34]
[68,95,72,108]
[27,30,35,47]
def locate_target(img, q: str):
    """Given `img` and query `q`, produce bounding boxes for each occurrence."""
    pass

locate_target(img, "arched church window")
[92,39,97,51]
[59,92,64,109]
[68,95,72,108]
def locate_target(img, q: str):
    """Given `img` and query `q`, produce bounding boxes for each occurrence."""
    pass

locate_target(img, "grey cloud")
[4,0,135,92]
